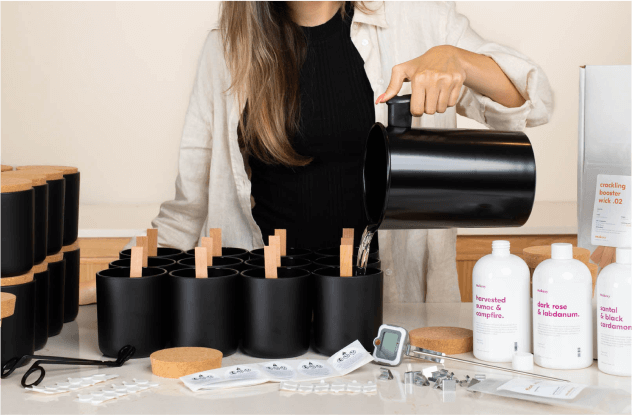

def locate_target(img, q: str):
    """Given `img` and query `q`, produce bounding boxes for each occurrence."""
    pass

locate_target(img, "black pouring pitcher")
[363,95,536,230]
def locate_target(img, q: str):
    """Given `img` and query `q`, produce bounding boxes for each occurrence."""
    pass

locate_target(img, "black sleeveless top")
[249,9,376,249]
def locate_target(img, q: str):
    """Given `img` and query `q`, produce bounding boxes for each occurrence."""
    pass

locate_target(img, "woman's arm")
[379,2,553,131]
[378,44,525,114]
[149,33,219,250]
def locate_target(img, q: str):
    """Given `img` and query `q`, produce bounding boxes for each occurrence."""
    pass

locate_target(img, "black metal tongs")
[1,345,135,387]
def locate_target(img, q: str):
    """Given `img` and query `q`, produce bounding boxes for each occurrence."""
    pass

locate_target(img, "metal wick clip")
[404,344,569,383]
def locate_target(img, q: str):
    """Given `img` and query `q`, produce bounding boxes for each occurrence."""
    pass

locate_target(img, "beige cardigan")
[148,1,553,303]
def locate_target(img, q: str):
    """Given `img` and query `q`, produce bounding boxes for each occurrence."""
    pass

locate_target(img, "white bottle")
[472,240,531,362]
[532,243,593,369]
[597,248,631,376]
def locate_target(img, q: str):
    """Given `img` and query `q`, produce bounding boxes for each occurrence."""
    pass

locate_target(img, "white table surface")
[2,303,629,414]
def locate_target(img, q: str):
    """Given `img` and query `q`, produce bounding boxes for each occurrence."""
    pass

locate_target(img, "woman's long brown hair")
[220,1,367,167]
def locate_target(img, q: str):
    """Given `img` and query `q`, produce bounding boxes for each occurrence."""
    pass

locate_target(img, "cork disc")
[1,165,13,172]
[32,262,48,274]
[18,165,78,175]
[1,270,34,287]
[1,177,32,193]
[2,170,48,186]
[45,252,64,264]
[12,167,64,181]
[523,245,590,269]
[409,327,473,355]
[61,242,80,253]
[150,347,222,379]
[1,292,16,319]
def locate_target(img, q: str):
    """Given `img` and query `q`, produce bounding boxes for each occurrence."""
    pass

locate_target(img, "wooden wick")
[342,228,354,242]
[269,235,281,266]
[136,236,149,268]
[340,242,353,277]
[130,247,144,278]
[195,247,208,279]
[341,237,353,247]
[201,237,214,266]
[147,228,158,257]
[274,229,287,256]
[264,245,277,279]
[209,228,222,257]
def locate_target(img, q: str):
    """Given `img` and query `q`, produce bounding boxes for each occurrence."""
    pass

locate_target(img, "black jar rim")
[245,257,311,269]
[241,267,311,280]
[177,256,243,268]
[313,256,379,268]
[170,267,240,279]
[313,266,381,279]
[97,266,166,279]
[110,257,176,269]
[184,247,249,258]
[314,245,378,258]
[249,247,312,259]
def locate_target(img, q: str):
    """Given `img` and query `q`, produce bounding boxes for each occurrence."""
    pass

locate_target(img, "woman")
[149,1,552,303]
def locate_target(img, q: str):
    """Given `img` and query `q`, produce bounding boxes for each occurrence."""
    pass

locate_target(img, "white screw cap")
[512,352,534,371]
[551,243,573,260]
[616,248,631,264]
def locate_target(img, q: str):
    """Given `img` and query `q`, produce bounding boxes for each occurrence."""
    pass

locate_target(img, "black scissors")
[1,345,135,387]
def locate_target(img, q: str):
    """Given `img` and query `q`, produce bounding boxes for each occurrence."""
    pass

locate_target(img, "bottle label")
[598,288,631,372]
[533,283,592,366]
[473,278,530,359]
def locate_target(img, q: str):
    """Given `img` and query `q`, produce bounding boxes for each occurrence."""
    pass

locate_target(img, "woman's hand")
[378,45,527,114]
[377,45,466,116]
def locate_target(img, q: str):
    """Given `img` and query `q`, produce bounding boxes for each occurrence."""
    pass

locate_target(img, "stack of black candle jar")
[1,165,81,366]
[95,228,383,360]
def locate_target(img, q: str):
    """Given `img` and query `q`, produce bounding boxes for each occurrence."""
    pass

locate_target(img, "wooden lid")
[61,242,80,253]
[32,262,48,274]
[12,167,64,181]
[1,270,34,286]
[2,170,48,186]
[18,165,78,175]
[150,347,222,379]
[409,327,473,355]
[1,177,32,193]
[523,245,591,269]
[1,165,13,172]
[45,252,64,263]
[1,292,16,319]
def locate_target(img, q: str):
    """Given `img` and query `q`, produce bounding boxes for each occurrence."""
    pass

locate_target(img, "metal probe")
[406,347,569,383]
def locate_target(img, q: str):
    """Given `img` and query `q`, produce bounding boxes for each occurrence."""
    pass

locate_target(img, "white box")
[577,65,631,252]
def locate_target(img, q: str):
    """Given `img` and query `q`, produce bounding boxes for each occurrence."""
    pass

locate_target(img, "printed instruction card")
[591,174,630,247]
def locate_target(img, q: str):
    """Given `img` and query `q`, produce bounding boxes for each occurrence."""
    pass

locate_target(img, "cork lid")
[2,170,48,186]
[150,347,222,379]
[45,252,64,264]
[1,165,13,172]
[409,326,473,355]
[13,167,64,181]
[18,165,78,175]
[523,245,591,269]
[1,177,33,193]
[32,262,48,274]
[1,270,35,286]
[1,292,16,319]
[61,242,80,253]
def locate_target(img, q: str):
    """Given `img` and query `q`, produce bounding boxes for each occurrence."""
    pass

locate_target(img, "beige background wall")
[2,2,630,235]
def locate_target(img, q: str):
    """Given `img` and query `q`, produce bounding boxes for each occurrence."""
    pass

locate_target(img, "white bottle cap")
[512,352,534,371]
[616,248,631,264]
[551,243,573,260]
[492,240,510,256]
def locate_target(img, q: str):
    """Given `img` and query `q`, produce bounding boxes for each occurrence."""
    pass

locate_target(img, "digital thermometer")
[372,324,568,382]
